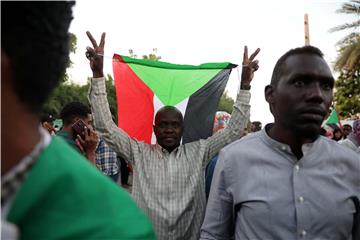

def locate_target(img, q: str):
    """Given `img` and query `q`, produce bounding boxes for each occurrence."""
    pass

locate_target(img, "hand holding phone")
[72,119,87,139]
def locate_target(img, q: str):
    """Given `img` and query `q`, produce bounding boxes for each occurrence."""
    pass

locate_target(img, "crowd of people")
[2,2,359,240]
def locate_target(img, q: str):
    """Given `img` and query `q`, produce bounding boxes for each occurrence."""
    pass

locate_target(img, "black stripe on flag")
[182,68,232,144]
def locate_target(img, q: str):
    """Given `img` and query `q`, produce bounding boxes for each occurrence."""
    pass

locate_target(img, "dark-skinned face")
[342,126,352,137]
[266,53,334,138]
[153,107,183,152]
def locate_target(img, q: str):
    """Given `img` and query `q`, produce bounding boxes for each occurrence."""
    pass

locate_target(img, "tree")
[217,91,234,114]
[128,48,161,61]
[43,33,83,115]
[330,0,360,117]
[334,72,360,118]
[104,74,118,122]
[61,33,77,83]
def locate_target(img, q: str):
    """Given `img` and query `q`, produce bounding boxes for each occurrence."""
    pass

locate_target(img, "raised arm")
[86,31,138,164]
[202,46,260,164]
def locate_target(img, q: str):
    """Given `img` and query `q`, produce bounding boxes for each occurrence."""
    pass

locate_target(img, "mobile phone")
[72,119,87,139]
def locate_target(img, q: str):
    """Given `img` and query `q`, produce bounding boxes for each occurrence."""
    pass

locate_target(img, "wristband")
[240,84,251,90]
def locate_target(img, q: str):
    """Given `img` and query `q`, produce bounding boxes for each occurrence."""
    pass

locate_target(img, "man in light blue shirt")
[201,46,360,240]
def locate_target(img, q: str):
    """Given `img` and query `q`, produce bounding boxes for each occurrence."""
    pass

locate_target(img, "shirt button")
[281,146,286,151]
[299,230,307,237]
[294,165,300,172]
[298,196,304,203]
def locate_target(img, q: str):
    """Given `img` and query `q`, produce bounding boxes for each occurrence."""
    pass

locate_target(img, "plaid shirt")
[95,138,119,176]
[90,78,250,240]
[2,127,51,214]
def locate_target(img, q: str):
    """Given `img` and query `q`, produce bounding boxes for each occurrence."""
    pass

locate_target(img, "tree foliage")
[334,72,360,118]
[43,43,161,121]
[128,48,161,61]
[330,0,360,117]
[217,91,234,114]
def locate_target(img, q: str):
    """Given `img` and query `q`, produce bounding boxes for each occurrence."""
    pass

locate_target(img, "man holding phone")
[57,101,99,164]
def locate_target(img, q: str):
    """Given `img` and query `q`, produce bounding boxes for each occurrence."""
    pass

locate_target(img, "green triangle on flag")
[326,109,339,125]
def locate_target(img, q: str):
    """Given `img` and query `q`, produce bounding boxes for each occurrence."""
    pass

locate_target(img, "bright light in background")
[68,0,355,125]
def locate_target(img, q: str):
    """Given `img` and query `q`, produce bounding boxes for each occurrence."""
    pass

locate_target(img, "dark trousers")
[119,157,129,185]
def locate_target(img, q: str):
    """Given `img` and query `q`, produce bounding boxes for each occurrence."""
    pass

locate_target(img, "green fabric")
[326,109,340,124]
[56,130,82,154]
[121,55,234,106]
[121,55,232,70]
[128,63,222,106]
[7,137,155,240]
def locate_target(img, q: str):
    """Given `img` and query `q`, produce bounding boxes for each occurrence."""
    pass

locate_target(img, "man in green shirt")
[57,101,98,164]
[1,2,155,239]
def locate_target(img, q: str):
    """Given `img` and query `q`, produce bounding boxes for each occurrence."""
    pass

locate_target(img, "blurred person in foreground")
[200,46,360,240]
[1,2,155,239]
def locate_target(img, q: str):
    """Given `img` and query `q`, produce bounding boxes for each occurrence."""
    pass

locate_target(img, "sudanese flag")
[112,55,236,144]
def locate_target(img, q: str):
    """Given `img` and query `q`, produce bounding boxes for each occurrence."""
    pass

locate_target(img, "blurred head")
[250,121,262,132]
[2,1,75,114]
[40,113,56,134]
[332,128,343,141]
[213,111,231,133]
[60,102,92,129]
[350,120,360,144]
[265,46,334,139]
[342,124,352,139]
[153,106,184,152]
[40,113,55,125]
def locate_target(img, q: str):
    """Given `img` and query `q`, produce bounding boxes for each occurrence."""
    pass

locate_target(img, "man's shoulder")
[222,131,262,153]
[319,136,359,160]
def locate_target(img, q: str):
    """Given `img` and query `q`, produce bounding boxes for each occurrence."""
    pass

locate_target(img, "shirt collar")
[156,143,180,155]
[260,123,322,157]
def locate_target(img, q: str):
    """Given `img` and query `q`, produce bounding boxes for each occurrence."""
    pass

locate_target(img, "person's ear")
[265,85,275,104]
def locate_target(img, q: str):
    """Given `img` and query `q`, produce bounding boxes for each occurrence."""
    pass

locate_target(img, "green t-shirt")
[7,136,155,240]
[56,130,83,154]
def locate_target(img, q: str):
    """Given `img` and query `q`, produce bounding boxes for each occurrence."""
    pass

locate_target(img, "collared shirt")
[89,77,250,240]
[96,138,119,175]
[200,124,360,240]
[1,126,51,217]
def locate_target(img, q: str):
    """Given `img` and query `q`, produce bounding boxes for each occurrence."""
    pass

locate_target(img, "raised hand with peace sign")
[86,31,105,78]
[241,46,260,90]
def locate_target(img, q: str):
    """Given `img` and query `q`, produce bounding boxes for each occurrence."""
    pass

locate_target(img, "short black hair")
[252,121,262,130]
[60,102,91,126]
[2,1,75,113]
[154,106,184,124]
[270,46,324,87]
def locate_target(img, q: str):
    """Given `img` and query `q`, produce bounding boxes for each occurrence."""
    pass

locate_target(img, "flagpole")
[304,14,310,46]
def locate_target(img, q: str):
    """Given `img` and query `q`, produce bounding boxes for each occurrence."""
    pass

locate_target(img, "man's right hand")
[86,31,105,78]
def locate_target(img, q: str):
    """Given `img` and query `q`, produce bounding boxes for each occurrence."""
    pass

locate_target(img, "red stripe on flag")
[113,55,154,143]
